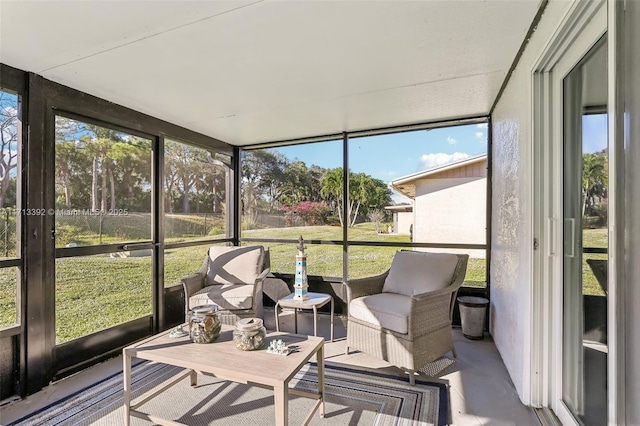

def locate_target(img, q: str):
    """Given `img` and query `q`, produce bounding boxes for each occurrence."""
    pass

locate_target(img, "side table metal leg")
[330,297,334,342]
[275,302,280,332]
[123,353,131,426]
[313,305,318,337]
[294,308,298,334]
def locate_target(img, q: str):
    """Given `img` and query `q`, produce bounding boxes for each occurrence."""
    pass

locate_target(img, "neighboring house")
[384,204,413,236]
[391,155,487,258]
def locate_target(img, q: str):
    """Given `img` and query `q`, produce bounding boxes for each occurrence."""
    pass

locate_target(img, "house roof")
[391,154,487,199]
[0,1,541,146]
[385,204,413,212]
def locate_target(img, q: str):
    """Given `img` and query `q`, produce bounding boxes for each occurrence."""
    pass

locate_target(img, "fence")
[55,211,226,247]
[0,209,17,258]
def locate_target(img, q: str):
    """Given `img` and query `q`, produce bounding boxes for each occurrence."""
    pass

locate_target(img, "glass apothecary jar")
[189,305,221,344]
[233,318,266,350]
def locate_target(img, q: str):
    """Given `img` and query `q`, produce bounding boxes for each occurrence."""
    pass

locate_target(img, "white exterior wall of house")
[413,177,486,258]
[395,211,413,235]
[490,0,573,405]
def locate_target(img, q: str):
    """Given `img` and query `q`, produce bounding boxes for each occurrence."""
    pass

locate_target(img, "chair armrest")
[181,272,206,302]
[409,283,462,338]
[344,270,388,303]
[255,267,271,283]
[252,268,270,304]
[412,281,461,302]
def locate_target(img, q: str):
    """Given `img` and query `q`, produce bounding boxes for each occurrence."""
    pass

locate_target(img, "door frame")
[531,0,623,423]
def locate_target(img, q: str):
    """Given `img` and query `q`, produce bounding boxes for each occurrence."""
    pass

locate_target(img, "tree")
[320,168,392,227]
[582,151,608,217]
[109,138,152,211]
[241,149,287,217]
[368,209,386,233]
[0,91,19,209]
[55,117,152,211]
[55,141,79,208]
[164,141,201,213]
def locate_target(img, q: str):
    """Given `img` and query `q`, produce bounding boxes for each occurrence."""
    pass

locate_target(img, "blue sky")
[583,114,608,153]
[275,122,488,188]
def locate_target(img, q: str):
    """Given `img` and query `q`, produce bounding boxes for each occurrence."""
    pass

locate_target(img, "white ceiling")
[0,0,541,146]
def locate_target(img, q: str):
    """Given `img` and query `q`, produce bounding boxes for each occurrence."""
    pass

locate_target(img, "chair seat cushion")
[382,251,459,297]
[190,284,254,310]
[349,293,412,334]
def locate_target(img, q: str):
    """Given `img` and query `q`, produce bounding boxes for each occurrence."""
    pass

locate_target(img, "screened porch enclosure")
[3,2,640,425]
[0,68,491,399]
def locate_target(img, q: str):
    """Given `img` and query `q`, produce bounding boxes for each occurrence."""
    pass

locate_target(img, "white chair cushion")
[190,284,254,310]
[382,251,459,297]
[349,293,412,334]
[207,246,264,286]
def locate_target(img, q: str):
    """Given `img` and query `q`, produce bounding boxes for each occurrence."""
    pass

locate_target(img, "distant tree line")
[241,149,392,227]
[54,117,226,214]
[0,88,613,231]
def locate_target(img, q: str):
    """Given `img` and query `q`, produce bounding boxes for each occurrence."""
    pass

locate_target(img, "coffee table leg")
[123,353,131,426]
[294,308,298,334]
[274,384,289,425]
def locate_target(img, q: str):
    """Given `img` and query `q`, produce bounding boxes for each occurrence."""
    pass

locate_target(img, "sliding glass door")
[562,36,608,426]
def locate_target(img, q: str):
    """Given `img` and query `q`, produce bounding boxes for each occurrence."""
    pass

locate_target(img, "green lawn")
[1,221,492,335]
[582,227,608,296]
[54,255,152,343]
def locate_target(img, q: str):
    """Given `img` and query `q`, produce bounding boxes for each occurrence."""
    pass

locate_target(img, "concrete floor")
[1,309,540,425]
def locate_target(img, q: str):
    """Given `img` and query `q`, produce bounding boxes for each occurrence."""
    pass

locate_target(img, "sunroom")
[1,0,639,425]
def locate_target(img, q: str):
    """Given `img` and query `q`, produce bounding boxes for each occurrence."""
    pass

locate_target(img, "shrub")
[208,226,225,236]
[242,216,258,230]
[281,202,332,226]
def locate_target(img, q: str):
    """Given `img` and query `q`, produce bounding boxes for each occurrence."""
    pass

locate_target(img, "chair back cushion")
[382,251,459,296]
[207,246,264,286]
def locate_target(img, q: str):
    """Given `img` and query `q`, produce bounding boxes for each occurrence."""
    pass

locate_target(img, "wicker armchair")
[181,245,270,325]
[345,251,468,385]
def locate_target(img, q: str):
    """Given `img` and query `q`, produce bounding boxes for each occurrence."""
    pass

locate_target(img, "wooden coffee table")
[123,324,324,426]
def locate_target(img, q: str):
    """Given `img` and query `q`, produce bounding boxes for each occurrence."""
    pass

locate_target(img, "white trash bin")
[457,296,489,340]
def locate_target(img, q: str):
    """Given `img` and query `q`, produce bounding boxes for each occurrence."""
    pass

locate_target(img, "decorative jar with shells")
[189,305,221,344]
[233,318,266,350]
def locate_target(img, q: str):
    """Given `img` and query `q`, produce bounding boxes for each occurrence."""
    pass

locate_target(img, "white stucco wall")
[413,177,486,258]
[395,211,413,235]
[490,0,572,404]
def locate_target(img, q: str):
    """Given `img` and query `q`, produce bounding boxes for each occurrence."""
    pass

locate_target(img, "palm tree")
[582,152,608,217]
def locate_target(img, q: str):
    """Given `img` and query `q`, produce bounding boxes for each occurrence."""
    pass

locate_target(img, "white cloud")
[475,131,484,139]
[446,136,457,145]
[419,152,470,170]
[477,123,488,129]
